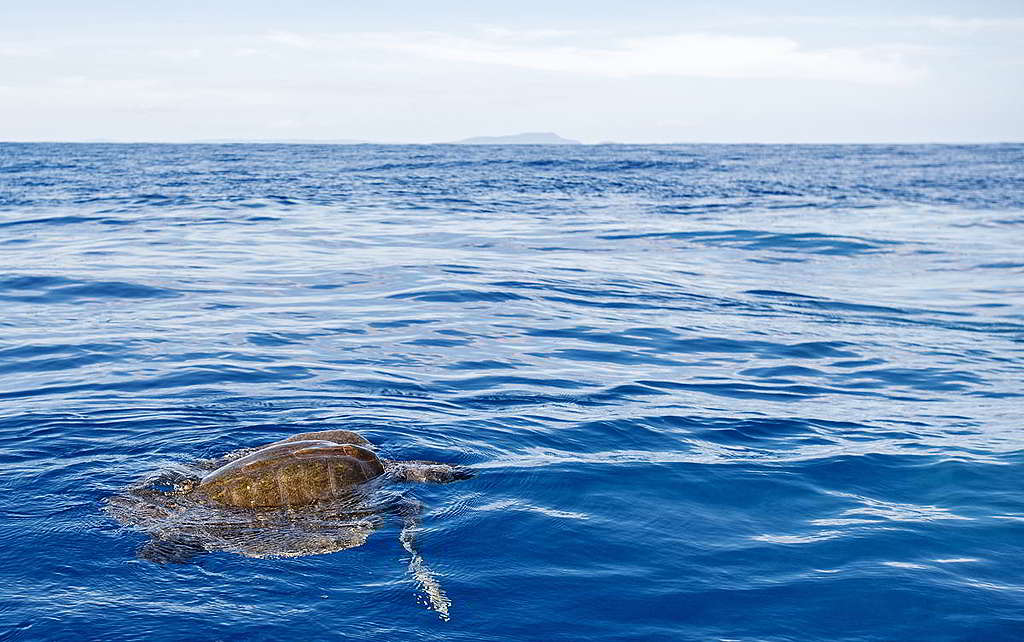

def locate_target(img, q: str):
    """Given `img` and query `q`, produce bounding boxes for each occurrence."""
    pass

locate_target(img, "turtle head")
[390,461,474,484]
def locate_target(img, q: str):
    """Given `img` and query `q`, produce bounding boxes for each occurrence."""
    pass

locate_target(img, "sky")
[1,1,1022,143]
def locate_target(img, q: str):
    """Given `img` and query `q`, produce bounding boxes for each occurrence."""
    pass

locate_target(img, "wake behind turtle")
[105,429,472,620]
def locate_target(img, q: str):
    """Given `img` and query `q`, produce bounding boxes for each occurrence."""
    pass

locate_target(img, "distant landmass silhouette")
[450,132,582,145]
[192,138,371,145]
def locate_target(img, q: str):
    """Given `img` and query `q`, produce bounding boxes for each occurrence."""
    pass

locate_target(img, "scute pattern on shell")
[197,441,387,508]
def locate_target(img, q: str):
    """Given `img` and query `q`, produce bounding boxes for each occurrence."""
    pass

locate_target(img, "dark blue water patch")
[51,281,179,301]
[833,367,984,392]
[535,293,670,312]
[452,391,600,410]
[245,331,309,346]
[0,365,313,400]
[0,350,126,377]
[404,338,471,347]
[583,383,671,403]
[744,289,967,318]
[493,279,717,305]
[442,359,517,371]
[740,365,826,378]
[71,193,198,211]
[746,288,828,299]
[637,378,886,402]
[0,279,179,303]
[437,264,484,275]
[388,289,531,303]
[529,347,690,367]
[985,216,1024,226]
[526,326,860,361]
[0,214,127,228]
[0,274,77,290]
[437,375,592,392]
[321,377,436,398]
[0,160,81,173]
[738,363,985,393]
[976,262,1024,269]
[0,341,125,362]
[599,229,900,255]
[367,319,438,329]
[700,416,861,445]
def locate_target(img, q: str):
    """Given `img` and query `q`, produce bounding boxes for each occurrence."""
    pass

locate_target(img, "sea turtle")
[188,429,470,508]
[105,429,472,619]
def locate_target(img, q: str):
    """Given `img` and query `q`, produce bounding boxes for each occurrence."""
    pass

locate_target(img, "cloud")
[266,32,318,50]
[737,14,1024,35]
[910,16,1024,34]
[475,26,580,41]
[153,48,203,62]
[0,44,49,58]
[264,30,922,84]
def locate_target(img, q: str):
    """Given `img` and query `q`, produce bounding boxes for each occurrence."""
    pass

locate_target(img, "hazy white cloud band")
[267,31,922,84]
[1,17,1018,143]
[738,14,1024,34]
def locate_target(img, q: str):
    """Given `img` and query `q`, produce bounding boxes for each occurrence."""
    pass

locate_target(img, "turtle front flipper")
[139,535,209,564]
[386,461,474,484]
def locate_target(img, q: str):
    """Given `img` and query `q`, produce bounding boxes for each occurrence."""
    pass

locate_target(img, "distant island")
[191,138,371,145]
[449,132,582,145]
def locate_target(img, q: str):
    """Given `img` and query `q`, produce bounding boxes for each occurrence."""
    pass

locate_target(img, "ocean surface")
[1,142,1022,641]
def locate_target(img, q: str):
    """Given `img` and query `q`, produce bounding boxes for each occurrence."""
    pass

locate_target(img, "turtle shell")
[270,429,370,447]
[197,440,385,508]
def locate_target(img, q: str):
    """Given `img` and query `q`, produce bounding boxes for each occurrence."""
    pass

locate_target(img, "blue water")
[1,142,1023,641]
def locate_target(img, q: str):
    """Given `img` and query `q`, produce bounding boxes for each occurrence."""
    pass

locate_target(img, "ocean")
[1,142,1022,641]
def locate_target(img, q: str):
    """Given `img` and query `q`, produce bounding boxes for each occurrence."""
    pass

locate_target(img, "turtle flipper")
[139,535,208,564]
[387,461,474,484]
[396,498,452,621]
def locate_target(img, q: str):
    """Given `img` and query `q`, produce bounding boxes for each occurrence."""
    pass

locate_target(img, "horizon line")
[2,139,1022,146]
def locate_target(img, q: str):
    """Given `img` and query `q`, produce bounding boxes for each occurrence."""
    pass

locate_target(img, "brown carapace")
[194,429,467,509]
